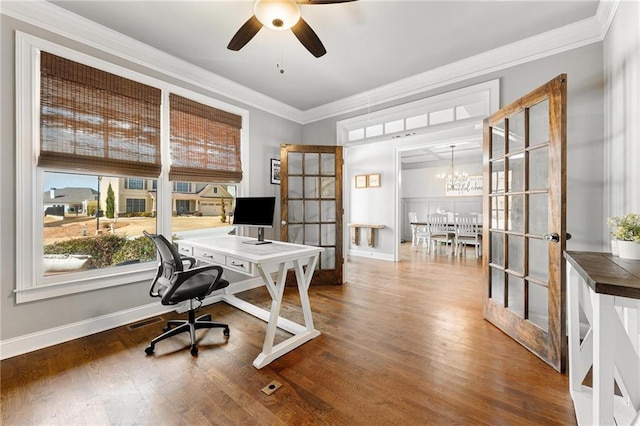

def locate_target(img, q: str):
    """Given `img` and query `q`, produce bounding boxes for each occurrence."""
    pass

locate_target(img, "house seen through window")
[43,171,237,277]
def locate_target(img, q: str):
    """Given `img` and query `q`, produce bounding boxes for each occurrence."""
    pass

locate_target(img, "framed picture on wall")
[368,173,381,187]
[270,159,281,185]
[355,175,367,188]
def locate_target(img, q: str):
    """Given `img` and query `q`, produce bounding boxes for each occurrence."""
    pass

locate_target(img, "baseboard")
[0,277,263,360]
[347,249,395,262]
[0,302,172,360]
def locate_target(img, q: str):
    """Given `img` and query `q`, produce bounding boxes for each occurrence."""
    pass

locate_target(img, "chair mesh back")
[144,231,184,297]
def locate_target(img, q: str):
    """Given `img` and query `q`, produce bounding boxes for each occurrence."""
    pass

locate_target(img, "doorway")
[396,138,484,259]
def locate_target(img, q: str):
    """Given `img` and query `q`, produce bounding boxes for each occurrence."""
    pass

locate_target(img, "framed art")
[270,159,281,185]
[355,174,367,188]
[367,173,381,187]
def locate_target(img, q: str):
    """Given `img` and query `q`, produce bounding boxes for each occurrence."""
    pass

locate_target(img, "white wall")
[604,0,640,230]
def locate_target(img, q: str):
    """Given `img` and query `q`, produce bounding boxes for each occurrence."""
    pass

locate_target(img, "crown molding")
[595,0,621,38]
[301,6,609,123]
[0,0,306,123]
[1,0,616,126]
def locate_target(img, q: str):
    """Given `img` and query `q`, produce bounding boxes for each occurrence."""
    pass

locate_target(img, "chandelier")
[436,145,469,190]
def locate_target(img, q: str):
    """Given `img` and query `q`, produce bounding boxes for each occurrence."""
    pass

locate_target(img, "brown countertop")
[564,251,640,299]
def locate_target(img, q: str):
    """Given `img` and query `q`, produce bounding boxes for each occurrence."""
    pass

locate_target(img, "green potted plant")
[608,213,640,259]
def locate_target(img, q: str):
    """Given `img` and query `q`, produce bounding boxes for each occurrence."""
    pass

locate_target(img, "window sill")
[15,264,156,303]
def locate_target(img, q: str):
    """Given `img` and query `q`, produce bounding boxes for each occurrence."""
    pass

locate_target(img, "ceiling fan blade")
[291,17,327,58]
[227,15,263,51]
[297,0,357,4]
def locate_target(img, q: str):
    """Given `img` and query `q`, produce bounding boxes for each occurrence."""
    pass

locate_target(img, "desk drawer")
[226,255,252,275]
[193,247,225,265]
[177,245,192,257]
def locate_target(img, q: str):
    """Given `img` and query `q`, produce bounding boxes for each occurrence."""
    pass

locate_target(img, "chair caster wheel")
[190,346,198,356]
[145,346,154,355]
[223,328,230,338]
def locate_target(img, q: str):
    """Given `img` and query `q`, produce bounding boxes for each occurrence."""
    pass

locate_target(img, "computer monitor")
[232,196,276,245]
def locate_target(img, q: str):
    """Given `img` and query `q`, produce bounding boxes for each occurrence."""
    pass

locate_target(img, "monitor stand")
[242,227,272,245]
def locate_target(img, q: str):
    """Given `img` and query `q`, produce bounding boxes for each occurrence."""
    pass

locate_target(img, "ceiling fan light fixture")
[254,0,301,31]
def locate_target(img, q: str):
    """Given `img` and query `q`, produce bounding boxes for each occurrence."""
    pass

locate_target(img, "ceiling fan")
[227,0,357,58]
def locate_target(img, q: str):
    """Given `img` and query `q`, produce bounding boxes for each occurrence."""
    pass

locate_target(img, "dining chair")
[408,212,429,251]
[426,213,455,255]
[454,213,482,257]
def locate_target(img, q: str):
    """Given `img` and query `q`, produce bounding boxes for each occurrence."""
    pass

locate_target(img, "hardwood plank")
[1,244,576,424]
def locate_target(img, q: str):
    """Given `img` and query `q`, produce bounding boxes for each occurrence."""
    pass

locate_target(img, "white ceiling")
[48,0,600,113]
[35,0,601,167]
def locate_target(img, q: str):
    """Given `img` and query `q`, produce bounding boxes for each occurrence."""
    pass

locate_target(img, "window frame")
[15,32,249,303]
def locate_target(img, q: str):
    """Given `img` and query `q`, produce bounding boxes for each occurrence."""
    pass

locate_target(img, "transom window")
[339,80,498,144]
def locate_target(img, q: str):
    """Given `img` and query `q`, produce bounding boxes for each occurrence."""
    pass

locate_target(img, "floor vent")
[127,317,163,331]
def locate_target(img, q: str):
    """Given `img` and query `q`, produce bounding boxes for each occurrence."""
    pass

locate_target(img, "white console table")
[565,251,640,425]
[178,235,323,369]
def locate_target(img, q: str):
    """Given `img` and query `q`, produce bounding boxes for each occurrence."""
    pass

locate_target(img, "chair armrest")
[179,255,196,269]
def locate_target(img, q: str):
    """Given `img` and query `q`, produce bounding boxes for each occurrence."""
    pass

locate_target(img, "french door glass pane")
[321,224,336,246]
[528,238,549,282]
[491,267,505,305]
[321,247,336,269]
[528,146,548,191]
[507,235,524,274]
[491,232,504,266]
[528,193,548,236]
[508,111,526,152]
[305,177,319,198]
[491,196,505,229]
[529,282,549,331]
[507,195,524,232]
[305,224,320,245]
[304,201,320,222]
[305,153,319,174]
[289,153,303,174]
[492,121,505,158]
[288,224,303,244]
[508,275,525,316]
[321,177,335,198]
[320,200,336,222]
[508,155,524,192]
[320,153,335,176]
[288,200,303,223]
[529,100,550,146]
[491,159,505,193]
[289,177,303,197]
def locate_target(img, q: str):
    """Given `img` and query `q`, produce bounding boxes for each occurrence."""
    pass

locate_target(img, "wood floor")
[1,244,577,425]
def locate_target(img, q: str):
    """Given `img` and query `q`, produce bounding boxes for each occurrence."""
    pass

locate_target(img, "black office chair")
[143,231,230,356]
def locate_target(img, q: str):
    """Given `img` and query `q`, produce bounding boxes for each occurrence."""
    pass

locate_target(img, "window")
[16,33,248,302]
[338,80,499,144]
[126,198,146,213]
[43,171,157,277]
[174,182,190,192]
[126,179,145,190]
[170,183,237,240]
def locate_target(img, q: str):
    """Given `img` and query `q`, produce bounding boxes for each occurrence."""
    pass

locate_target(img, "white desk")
[177,235,323,369]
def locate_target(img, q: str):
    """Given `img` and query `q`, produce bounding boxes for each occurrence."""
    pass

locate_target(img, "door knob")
[543,233,560,243]
[281,220,287,226]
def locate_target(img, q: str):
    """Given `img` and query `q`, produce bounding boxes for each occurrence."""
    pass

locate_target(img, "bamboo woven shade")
[169,93,243,182]
[39,52,162,177]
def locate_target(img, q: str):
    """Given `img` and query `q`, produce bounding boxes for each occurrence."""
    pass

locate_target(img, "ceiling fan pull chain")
[277,43,285,74]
